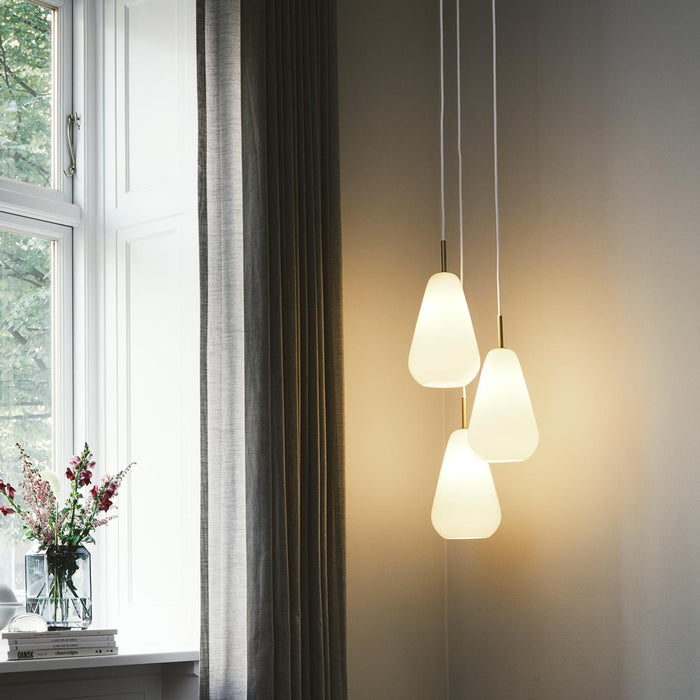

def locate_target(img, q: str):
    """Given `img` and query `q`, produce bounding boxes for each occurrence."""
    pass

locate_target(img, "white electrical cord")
[456,0,464,285]
[458,0,468,405]
[492,0,502,316]
[440,0,446,243]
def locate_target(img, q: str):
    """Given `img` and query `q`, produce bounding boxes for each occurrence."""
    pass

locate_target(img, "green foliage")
[0,0,53,187]
[0,229,52,575]
[0,1,55,587]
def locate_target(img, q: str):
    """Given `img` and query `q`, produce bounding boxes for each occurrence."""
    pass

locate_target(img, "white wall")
[338,0,451,697]
[339,0,700,697]
[448,0,700,697]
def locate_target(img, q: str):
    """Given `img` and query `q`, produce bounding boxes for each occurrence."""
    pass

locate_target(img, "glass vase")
[25,545,92,630]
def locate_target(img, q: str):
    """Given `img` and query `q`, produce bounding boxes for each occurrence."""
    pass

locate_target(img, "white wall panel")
[0,670,160,700]
[121,0,179,194]
[0,658,199,698]
[107,0,195,220]
[101,0,198,651]
[115,216,199,626]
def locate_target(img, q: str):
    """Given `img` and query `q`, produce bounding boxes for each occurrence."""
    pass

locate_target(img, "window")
[0,0,73,596]
[0,227,53,477]
[0,213,71,591]
[0,0,54,188]
[0,0,199,645]
[0,0,73,214]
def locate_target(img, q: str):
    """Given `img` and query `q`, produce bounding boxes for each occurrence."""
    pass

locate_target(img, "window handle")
[63,113,81,178]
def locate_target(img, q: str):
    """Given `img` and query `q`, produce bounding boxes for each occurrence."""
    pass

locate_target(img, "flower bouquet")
[0,443,132,629]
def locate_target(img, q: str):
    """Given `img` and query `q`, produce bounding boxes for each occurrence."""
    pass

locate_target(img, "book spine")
[2,629,117,641]
[7,646,118,660]
[8,638,116,650]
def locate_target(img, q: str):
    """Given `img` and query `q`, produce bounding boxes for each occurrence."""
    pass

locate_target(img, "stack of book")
[1,628,118,660]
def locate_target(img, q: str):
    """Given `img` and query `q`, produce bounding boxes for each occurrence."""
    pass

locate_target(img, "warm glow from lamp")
[468,348,538,462]
[408,272,480,388]
[431,428,501,539]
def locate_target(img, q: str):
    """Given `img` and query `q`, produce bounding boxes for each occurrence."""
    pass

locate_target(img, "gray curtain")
[198,0,247,698]
[199,0,347,697]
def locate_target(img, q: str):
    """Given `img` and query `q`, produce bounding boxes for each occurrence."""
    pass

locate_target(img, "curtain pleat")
[198,1,247,698]
[242,0,346,698]
[200,0,346,695]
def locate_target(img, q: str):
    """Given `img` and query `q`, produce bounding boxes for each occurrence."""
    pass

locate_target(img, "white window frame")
[0,0,112,618]
[0,0,76,467]
[0,0,76,472]
[70,0,101,450]
[0,0,76,596]
[0,0,79,224]
[0,211,73,474]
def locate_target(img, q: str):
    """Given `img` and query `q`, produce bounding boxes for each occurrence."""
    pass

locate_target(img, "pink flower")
[2,444,133,549]
[98,498,113,512]
[94,514,117,528]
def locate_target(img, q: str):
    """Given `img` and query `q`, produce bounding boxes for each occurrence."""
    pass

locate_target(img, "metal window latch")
[63,113,81,178]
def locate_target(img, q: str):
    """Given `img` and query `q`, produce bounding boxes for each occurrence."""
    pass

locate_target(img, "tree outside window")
[0,0,53,188]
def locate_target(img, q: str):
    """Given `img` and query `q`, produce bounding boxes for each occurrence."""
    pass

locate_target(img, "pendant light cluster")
[409,0,538,540]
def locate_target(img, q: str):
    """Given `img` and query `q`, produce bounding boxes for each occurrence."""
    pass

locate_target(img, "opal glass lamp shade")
[431,429,501,539]
[408,272,480,388]
[468,347,538,462]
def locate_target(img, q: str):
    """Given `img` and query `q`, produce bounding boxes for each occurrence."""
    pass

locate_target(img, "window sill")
[0,648,199,673]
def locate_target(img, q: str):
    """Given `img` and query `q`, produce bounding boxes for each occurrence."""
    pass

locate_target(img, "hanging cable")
[456,0,464,285]
[459,0,470,402]
[492,0,502,320]
[440,0,446,245]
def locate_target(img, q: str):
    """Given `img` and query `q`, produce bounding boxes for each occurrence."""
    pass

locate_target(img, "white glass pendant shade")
[469,347,539,462]
[408,272,480,388]
[431,429,501,539]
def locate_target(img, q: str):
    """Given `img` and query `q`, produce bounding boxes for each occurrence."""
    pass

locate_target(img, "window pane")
[0,0,54,188]
[0,229,52,591]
